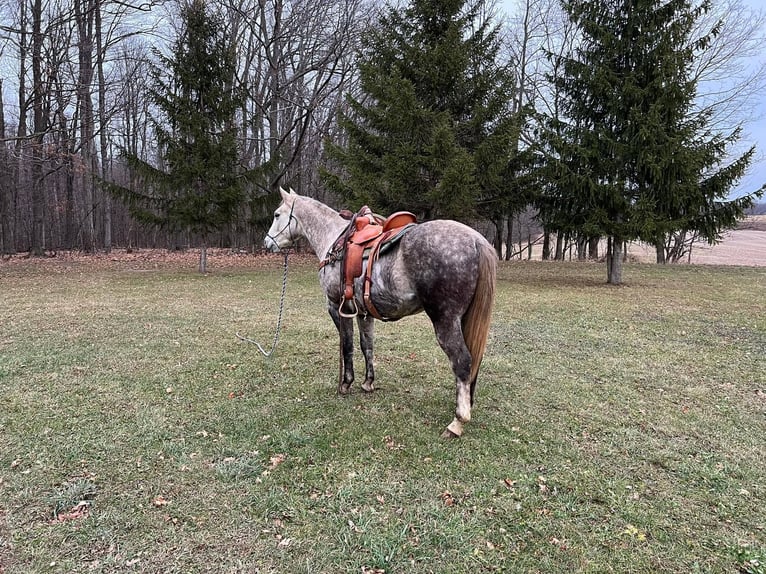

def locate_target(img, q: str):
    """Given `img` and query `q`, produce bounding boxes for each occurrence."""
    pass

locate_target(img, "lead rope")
[236,250,289,357]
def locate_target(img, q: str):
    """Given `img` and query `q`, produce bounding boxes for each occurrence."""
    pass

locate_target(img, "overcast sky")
[499,0,766,201]
[724,0,766,198]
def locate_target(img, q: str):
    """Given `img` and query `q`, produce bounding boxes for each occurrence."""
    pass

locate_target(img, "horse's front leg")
[357,314,375,392]
[329,305,355,394]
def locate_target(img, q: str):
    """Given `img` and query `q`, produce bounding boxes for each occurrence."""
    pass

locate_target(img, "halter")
[265,200,297,249]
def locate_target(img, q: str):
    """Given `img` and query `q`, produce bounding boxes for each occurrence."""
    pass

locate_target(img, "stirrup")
[339,297,358,318]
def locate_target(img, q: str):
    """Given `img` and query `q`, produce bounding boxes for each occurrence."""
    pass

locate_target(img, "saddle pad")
[365,223,417,259]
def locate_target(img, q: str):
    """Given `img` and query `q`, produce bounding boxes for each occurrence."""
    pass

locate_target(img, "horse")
[264,188,496,438]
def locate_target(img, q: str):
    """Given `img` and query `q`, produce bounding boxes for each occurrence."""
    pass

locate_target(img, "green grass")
[1,257,764,573]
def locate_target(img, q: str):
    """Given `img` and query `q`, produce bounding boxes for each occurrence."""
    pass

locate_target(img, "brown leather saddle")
[322,206,416,320]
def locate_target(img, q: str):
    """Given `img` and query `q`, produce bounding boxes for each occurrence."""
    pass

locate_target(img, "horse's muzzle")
[264,237,281,252]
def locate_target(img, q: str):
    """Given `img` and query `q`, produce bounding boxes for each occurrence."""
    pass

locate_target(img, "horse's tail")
[462,240,497,390]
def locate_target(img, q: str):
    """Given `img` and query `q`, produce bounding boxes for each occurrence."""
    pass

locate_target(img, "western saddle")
[321,206,417,320]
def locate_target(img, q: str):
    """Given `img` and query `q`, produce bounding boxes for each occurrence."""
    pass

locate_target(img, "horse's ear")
[288,187,298,196]
[279,187,293,203]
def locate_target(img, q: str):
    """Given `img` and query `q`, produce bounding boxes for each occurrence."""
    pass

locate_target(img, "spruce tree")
[324,0,518,221]
[541,0,763,283]
[110,0,245,272]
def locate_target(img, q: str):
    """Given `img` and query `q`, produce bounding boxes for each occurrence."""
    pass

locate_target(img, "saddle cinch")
[330,206,417,320]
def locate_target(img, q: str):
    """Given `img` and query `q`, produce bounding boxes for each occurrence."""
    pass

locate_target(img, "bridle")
[265,200,297,249]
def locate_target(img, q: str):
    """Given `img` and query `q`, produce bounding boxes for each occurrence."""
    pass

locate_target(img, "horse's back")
[398,220,492,313]
[401,220,492,268]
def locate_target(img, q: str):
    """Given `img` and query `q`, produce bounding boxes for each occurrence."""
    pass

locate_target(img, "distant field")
[634,216,766,266]
[503,215,766,266]
[1,257,764,573]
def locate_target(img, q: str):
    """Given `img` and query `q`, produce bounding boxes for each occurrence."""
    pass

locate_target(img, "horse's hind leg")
[431,316,472,438]
[357,314,375,392]
[329,306,355,394]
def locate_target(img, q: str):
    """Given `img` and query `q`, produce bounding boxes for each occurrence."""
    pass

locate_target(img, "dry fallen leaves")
[152,495,170,508]
[268,453,286,471]
[348,519,363,533]
[277,537,293,548]
[1,249,316,273]
[537,476,550,495]
[549,537,568,551]
[383,436,403,450]
[52,501,89,523]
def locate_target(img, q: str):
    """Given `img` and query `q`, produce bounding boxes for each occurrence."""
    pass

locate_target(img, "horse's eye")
[274,213,280,219]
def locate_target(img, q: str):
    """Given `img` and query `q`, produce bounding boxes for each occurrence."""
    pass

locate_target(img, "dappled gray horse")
[264,188,496,438]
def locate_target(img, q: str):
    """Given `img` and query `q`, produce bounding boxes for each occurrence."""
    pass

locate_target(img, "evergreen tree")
[109,0,246,272]
[541,0,763,283]
[324,0,519,221]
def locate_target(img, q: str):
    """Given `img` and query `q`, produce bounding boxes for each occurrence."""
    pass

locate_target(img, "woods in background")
[1,0,764,282]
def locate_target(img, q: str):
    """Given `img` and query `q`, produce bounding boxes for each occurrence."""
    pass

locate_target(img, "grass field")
[1,255,764,573]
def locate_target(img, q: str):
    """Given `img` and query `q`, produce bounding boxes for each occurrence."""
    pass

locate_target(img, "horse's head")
[264,187,303,252]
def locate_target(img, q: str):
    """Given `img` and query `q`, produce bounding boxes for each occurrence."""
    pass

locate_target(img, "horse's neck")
[295,198,347,259]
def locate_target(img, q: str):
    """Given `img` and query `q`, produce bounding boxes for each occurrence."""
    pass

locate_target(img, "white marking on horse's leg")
[456,382,472,423]
[441,418,464,438]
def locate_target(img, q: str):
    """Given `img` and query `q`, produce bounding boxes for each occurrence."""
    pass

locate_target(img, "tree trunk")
[606,235,624,285]
[527,231,533,261]
[655,243,666,264]
[199,243,208,274]
[95,0,111,253]
[492,218,503,258]
[0,80,13,254]
[588,236,599,260]
[541,230,551,260]
[76,0,96,252]
[554,232,565,260]
[267,0,283,175]
[576,236,586,260]
[15,0,28,249]
[52,66,77,250]
[63,152,76,249]
[30,0,45,256]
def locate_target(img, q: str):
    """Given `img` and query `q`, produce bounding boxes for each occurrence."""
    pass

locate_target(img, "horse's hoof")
[338,383,352,395]
[441,418,464,438]
[361,381,375,393]
[440,428,461,439]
